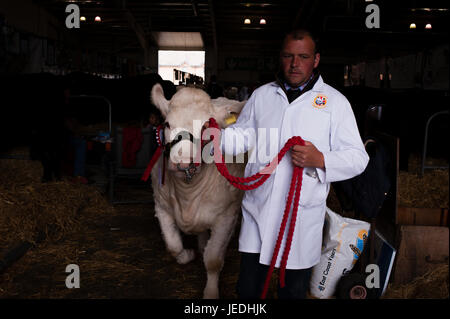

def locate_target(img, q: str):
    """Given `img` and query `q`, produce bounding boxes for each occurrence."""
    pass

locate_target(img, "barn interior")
[0,0,448,302]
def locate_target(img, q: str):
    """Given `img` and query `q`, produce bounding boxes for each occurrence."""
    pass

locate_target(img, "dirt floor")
[0,195,246,299]
[0,172,281,299]
[0,149,448,299]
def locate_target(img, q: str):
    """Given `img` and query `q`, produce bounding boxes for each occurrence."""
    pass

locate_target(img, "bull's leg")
[197,230,209,255]
[202,212,238,299]
[155,207,195,264]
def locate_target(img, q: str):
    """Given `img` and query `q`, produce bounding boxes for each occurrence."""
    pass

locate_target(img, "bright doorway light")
[158,50,205,85]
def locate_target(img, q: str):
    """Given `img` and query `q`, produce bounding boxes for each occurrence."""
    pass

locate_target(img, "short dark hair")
[281,29,320,54]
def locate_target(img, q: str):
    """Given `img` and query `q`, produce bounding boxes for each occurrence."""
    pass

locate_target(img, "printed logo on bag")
[313,95,328,108]
[350,229,368,265]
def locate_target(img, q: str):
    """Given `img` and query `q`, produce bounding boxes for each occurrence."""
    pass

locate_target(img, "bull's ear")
[211,98,246,128]
[151,84,170,117]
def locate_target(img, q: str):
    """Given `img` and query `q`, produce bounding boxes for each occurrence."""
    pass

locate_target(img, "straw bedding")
[398,155,448,208]
[0,156,113,248]
[382,263,449,299]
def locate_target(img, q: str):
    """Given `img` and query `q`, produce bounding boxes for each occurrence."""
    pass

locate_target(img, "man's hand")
[291,141,325,168]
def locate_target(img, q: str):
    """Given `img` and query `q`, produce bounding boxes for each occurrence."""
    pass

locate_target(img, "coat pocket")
[298,171,328,207]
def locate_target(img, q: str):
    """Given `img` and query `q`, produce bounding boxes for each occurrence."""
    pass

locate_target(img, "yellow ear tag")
[225,114,237,125]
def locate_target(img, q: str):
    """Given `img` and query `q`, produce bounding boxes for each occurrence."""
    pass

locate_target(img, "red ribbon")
[141,145,163,182]
[141,125,165,182]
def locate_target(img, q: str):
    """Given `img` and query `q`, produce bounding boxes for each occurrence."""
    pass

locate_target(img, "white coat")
[220,76,369,269]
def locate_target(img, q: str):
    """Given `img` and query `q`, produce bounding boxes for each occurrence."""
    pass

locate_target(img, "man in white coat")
[218,29,369,298]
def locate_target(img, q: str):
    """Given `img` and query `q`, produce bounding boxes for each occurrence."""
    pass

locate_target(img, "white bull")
[150,84,245,298]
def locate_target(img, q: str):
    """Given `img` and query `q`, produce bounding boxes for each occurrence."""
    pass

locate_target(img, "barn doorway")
[158,50,205,85]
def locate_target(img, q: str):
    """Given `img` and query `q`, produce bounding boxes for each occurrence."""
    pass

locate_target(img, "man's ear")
[314,53,320,69]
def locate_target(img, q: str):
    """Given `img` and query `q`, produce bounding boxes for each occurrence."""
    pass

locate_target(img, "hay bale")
[0,158,113,248]
[0,158,42,186]
[398,154,448,209]
[383,263,449,299]
[398,169,448,209]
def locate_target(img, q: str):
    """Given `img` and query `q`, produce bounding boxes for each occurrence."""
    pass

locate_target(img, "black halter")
[160,122,210,183]
[163,130,198,158]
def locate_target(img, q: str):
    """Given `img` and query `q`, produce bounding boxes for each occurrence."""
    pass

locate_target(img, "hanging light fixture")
[425,23,432,29]
[259,18,266,25]
[244,18,251,24]
[95,16,101,22]
[409,23,416,29]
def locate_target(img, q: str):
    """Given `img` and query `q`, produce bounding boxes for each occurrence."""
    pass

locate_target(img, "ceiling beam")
[207,0,218,74]
[191,0,199,17]
[207,0,217,52]
[292,0,310,29]
[114,0,157,48]
[123,10,151,49]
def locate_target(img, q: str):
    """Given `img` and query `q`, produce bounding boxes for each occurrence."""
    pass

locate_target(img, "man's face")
[280,35,320,88]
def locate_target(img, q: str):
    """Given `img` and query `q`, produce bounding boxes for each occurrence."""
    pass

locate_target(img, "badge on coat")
[313,95,328,108]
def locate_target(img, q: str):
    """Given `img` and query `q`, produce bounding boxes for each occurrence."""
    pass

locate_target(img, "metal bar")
[421,110,449,176]
[109,161,115,203]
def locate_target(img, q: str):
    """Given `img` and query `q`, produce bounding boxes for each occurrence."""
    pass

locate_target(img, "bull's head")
[151,83,245,182]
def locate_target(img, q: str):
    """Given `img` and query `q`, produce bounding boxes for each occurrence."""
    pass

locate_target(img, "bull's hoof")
[203,287,219,299]
[176,249,195,264]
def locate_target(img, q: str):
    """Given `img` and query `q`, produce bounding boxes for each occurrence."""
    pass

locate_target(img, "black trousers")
[236,252,312,299]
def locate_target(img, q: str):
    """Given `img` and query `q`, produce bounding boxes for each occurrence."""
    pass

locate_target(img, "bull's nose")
[170,140,196,158]
[176,162,192,170]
